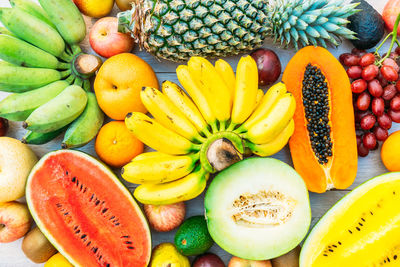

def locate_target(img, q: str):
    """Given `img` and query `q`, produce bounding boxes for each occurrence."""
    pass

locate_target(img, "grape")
[388,109,400,122]
[396,80,400,92]
[374,126,389,141]
[355,110,370,123]
[377,113,392,129]
[339,53,360,66]
[381,65,399,81]
[372,97,385,116]
[383,84,397,100]
[395,46,400,55]
[367,79,383,97]
[390,95,400,111]
[357,143,369,157]
[346,66,362,79]
[377,72,388,88]
[383,52,400,60]
[356,135,362,147]
[363,132,377,150]
[250,48,281,85]
[351,79,367,93]
[352,48,367,57]
[362,65,379,81]
[356,92,371,111]
[360,114,376,130]
[359,53,375,67]
[383,58,400,72]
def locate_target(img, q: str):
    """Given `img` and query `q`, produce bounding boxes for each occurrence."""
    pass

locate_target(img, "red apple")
[89,17,135,58]
[144,202,185,232]
[0,202,32,243]
[228,256,272,267]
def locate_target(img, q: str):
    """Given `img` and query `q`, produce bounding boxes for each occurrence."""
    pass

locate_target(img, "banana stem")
[201,127,212,138]
[65,74,75,84]
[210,121,218,133]
[71,44,82,55]
[74,77,83,87]
[226,122,237,132]
[59,51,73,62]
[219,120,226,131]
[194,134,207,144]
[57,62,70,70]
[83,79,91,92]
[60,69,72,79]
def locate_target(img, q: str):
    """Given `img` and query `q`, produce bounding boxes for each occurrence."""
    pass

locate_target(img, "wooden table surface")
[0,0,392,266]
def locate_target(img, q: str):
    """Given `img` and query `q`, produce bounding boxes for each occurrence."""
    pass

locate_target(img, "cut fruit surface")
[301,172,400,266]
[26,150,151,267]
[205,157,311,260]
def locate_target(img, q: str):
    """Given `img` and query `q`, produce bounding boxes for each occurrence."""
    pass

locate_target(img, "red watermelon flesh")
[26,150,151,267]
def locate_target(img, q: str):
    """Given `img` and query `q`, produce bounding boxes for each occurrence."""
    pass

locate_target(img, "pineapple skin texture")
[139,0,269,61]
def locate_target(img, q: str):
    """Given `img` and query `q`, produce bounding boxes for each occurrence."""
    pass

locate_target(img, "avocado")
[347,0,384,49]
[174,216,214,256]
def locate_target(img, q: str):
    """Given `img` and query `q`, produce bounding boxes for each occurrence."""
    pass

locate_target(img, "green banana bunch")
[23,85,87,133]
[123,56,296,205]
[0,0,104,149]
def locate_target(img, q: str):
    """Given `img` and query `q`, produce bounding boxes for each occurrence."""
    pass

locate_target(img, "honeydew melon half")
[205,157,311,260]
[300,172,400,267]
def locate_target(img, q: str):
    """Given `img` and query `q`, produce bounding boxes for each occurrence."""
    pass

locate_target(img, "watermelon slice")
[26,150,151,267]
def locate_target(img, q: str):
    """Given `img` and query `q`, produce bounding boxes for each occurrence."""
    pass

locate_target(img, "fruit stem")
[219,120,226,131]
[71,44,82,55]
[210,121,218,133]
[65,74,75,84]
[374,33,393,57]
[226,122,237,132]
[74,77,83,87]
[83,79,91,92]
[57,62,70,70]
[60,69,72,79]
[378,12,400,64]
[59,51,73,62]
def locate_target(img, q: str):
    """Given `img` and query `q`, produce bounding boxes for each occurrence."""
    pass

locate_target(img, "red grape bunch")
[340,47,400,157]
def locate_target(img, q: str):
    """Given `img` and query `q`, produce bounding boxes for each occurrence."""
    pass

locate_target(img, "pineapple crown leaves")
[268,0,361,50]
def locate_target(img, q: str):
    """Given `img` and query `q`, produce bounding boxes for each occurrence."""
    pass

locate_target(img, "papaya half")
[282,46,357,193]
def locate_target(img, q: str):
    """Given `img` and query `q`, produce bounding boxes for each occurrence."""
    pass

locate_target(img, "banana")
[133,167,208,205]
[229,55,259,129]
[140,86,205,143]
[24,85,87,133]
[38,0,86,45]
[245,120,295,156]
[162,81,210,136]
[215,59,236,97]
[0,35,67,69]
[62,92,104,149]
[0,65,63,92]
[122,153,199,184]
[9,0,56,29]
[236,82,287,133]
[243,93,296,144]
[132,151,171,161]
[255,89,264,108]
[176,65,217,132]
[0,81,69,121]
[22,126,68,145]
[125,112,200,155]
[188,57,232,129]
[0,8,66,59]
[0,26,16,37]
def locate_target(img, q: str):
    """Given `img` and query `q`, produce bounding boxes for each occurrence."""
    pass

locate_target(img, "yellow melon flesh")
[301,173,400,266]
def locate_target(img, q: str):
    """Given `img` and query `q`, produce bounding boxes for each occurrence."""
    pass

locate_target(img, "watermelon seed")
[323,254,328,256]
[348,230,353,234]
[328,249,333,252]
[74,225,78,230]
[92,247,98,253]
[64,212,69,216]
[332,245,337,248]
[115,223,120,226]
[356,227,360,231]
[388,257,391,262]
[127,246,134,250]
[110,216,115,220]
[102,208,108,213]
[56,203,62,207]
[394,255,397,260]
[87,241,91,246]
[394,191,396,195]
[66,171,69,175]
[83,187,87,193]
[359,222,363,226]
[106,263,110,267]
[370,211,374,215]
[81,234,87,239]
[361,218,365,222]
[76,180,79,186]
[338,241,342,245]
[75,229,80,234]
[125,241,132,244]
[72,177,76,182]
[80,184,83,191]
[95,200,100,205]
[90,194,94,201]
[121,235,129,238]
[99,255,102,261]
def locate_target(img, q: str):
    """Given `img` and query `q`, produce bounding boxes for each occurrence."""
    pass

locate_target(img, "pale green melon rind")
[300,172,400,267]
[205,157,311,260]
[25,150,152,267]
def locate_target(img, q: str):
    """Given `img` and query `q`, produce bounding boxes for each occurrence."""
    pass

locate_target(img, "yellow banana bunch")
[123,56,296,205]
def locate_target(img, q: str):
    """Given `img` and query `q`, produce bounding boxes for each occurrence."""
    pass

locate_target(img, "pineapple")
[118,0,359,61]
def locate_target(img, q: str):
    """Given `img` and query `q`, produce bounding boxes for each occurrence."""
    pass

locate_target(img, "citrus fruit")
[44,253,73,267]
[95,121,144,167]
[94,53,159,120]
[381,130,400,171]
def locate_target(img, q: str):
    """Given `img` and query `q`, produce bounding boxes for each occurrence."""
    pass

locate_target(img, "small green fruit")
[174,215,214,256]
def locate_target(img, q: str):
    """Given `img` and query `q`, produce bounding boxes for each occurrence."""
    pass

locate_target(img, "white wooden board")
[0,0,393,266]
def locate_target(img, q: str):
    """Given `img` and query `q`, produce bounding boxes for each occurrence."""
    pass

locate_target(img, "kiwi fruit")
[22,226,57,263]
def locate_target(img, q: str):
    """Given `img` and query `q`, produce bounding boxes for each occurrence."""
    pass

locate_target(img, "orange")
[94,53,159,120]
[95,121,143,168]
[381,130,400,171]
